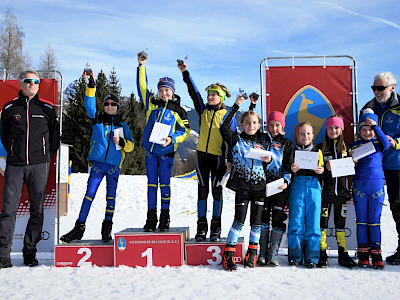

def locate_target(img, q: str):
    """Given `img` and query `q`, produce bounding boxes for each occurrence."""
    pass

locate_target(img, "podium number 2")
[77,248,92,266]
[206,246,222,265]
[142,248,153,267]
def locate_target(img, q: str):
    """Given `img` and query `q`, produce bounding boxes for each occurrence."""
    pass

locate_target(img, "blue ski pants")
[287,175,321,264]
[145,150,174,210]
[78,161,120,223]
[353,179,384,247]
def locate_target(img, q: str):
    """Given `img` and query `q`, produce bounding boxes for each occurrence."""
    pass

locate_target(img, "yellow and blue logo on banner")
[284,85,334,145]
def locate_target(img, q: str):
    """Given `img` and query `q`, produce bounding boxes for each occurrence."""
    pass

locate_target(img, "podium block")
[54,240,114,267]
[185,238,245,266]
[114,227,189,268]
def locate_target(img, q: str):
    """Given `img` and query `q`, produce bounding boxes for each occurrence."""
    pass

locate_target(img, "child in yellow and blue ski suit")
[61,70,134,243]
[288,122,324,268]
[178,62,237,242]
[349,110,390,269]
[137,53,190,232]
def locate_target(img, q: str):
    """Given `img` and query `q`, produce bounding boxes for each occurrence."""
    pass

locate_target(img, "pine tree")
[95,70,109,111]
[107,67,122,98]
[62,76,92,173]
[120,92,146,175]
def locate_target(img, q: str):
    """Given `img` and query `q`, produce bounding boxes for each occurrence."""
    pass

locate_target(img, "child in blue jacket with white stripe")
[61,70,134,243]
[137,52,190,232]
[349,109,390,269]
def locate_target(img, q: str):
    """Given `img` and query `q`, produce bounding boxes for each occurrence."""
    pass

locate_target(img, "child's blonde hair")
[293,122,313,144]
[322,114,347,154]
[240,110,261,124]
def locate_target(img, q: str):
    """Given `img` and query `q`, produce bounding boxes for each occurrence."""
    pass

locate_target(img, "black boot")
[371,246,385,269]
[357,246,370,268]
[195,217,208,242]
[101,220,113,242]
[223,245,237,271]
[257,228,269,266]
[386,245,400,265]
[267,229,283,267]
[210,217,221,242]
[144,209,158,232]
[317,249,329,268]
[0,257,12,269]
[158,209,170,231]
[60,220,86,243]
[338,246,357,268]
[244,243,258,268]
[23,254,39,267]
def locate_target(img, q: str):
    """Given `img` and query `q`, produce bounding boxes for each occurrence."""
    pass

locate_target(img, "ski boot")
[357,246,370,268]
[101,220,113,242]
[244,243,258,268]
[257,227,269,266]
[267,229,283,267]
[386,245,400,265]
[60,220,86,243]
[371,246,385,269]
[307,262,317,269]
[143,209,158,232]
[317,249,329,268]
[0,257,12,269]
[23,254,38,267]
[338,246,357,268]
[195,217,208,242]
[158,209,170,231]
[223,246,237,271]
[210,217,221,242]
[289,260,300,267]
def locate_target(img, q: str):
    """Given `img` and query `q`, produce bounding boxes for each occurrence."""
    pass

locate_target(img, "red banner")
[265,66,354,144]
[0,78,58,253]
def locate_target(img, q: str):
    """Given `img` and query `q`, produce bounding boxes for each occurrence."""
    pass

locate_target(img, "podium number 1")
[142,248,153,267]
[206,246,222,265]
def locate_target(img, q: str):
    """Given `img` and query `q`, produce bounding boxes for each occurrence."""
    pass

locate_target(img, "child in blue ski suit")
[61,70,134,243]
[288,122,324,268]
[317,114,357,269]
[349,110,390,269]
[137,52,190,232]
[178,62,236,242]
[220,95,271,271]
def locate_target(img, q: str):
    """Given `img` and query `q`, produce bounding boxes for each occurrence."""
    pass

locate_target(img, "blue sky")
[2,0,400,117]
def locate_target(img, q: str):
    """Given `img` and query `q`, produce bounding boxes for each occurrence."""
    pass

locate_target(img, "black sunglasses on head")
[371,84,393,91]
[104,102,118,107]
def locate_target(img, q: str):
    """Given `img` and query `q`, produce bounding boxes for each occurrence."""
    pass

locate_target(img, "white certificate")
[114,127,124,150]
[329,157,355,178]
[265,178,285,197]
[295,150,319,170]
[351,141,376,161]
[216,171,231,187]
[244,148,273,160]
[149,122,171,144]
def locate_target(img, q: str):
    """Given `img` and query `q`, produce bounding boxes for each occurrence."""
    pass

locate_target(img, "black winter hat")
[104,93,120,104]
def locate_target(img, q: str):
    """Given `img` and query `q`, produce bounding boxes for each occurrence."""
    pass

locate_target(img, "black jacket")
[1,91,60,166]
[317,141,350,199]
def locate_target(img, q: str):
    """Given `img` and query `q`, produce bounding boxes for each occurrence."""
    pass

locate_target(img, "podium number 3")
[206,246,222,265]
[142,248,153,267]
[77,248,92,266]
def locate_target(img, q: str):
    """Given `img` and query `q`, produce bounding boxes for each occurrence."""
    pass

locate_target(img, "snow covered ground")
[2,173,400,300]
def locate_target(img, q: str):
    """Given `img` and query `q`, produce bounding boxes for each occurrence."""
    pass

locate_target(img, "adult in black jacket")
[0,70,60,268]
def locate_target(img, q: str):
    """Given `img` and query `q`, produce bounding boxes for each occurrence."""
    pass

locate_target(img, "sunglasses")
[104,102,118,107]
[371,84,393,91]
[21,78,40,85]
